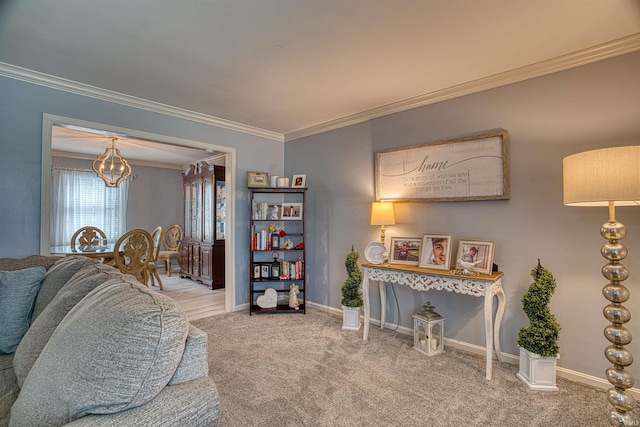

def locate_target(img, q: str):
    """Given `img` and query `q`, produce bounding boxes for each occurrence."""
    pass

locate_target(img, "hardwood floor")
[149,265,226,321]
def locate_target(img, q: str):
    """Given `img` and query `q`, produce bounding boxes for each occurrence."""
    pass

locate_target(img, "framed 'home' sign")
[375,130,510,202]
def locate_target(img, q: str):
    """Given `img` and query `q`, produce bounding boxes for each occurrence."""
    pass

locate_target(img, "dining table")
[49,243,121,261]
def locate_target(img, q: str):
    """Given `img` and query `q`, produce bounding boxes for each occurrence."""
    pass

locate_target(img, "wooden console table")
[361,262,506,380]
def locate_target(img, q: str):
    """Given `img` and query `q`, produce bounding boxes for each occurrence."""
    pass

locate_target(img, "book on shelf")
[252,229,271,250]
[252,201,270,220]
[250,258,304,280]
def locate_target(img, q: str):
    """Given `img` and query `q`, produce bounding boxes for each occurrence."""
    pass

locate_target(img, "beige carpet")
[192,309,625,427]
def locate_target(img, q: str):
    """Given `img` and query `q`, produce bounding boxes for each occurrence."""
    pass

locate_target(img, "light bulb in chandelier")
[92,137,133,188]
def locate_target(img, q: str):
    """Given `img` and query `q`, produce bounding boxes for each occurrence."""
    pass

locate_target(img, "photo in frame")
[419,234,453,270]
[260,264,271,279]
[253,264,261,279]
[281,203,303,220]
[247,171,270,188]
[390,237,421,265]
[292,174,307,188]
[455,239,495,275]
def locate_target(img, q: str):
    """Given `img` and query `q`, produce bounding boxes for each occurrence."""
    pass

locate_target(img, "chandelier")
[92,137,133,188]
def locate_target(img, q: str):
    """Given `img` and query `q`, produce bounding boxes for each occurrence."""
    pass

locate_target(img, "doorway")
[40,113,237,313]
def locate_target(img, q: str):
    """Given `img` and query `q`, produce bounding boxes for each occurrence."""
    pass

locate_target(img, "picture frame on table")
[455,239,495,275]
[389,237,421,266]
[247,171,270,188]
[281,203,303,220]
[419,234,453,270]
[292,174,307,188]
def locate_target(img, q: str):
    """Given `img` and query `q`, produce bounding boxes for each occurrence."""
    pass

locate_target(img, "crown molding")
[284,33,640,142]
[2,33,639,144]
[0,62,284,142]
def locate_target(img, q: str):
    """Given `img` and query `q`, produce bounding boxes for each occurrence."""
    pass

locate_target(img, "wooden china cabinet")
[180,161,225,289]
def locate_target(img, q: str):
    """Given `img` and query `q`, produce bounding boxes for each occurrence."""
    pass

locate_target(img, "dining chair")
[147,226,164,290]
[157,224,183,277]
[71,226,108,248]
[113,229,153,285]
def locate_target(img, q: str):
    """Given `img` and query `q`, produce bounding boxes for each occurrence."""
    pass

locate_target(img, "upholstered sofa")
[0,255,219,427]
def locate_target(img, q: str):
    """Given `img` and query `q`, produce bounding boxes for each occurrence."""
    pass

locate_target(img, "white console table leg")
[362,269,371,341]
[483,287,494,380]
[379,281,386,330]
[493,280,506,363]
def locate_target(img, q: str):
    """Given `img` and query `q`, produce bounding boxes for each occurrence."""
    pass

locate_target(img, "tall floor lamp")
[563,146,640,426]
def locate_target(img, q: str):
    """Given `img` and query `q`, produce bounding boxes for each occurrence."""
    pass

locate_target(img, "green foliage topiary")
[517,260,561,358]
[341,246,364,308]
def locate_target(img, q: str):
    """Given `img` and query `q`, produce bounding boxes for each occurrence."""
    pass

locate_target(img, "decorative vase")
[342,305,361,331]
[516,347,559,391]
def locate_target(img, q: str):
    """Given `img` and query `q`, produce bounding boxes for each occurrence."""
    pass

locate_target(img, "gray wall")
[285,51,640,380]
[52,156,184,233]
[0,75,284,307]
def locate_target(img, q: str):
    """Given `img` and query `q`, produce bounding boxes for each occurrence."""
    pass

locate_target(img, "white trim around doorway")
[40,113,237,313]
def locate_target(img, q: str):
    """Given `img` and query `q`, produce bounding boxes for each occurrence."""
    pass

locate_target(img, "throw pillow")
[13,262,126,387]
[0,267,46,354]
[32,255,98,321]
[10,278,189,426]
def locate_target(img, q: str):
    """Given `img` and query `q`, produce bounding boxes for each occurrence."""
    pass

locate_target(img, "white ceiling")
[1,0,640,143]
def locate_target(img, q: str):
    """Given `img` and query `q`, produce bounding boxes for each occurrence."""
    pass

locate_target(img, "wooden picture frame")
[247,171,270,188]
[455,239,495,275]
[419,234,452,270]
[281,203,303,220]
[389,237,421,266]
[375,130,509,202]
[292,174,307,188]
[253,264,261,279]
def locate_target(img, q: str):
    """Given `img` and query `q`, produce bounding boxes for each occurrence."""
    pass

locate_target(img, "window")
[51,169,128,246]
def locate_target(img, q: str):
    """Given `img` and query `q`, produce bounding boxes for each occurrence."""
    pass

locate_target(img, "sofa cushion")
[32,256,99,321]
[0,256,59,272]
[168,325,209,385]
[13,262,125,388]
[0,353,18,427]
[10,278,189,427]
[0,267,46,354]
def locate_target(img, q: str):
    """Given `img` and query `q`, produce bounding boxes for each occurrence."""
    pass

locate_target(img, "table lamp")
[370,201,395,246]
[563,146,640,426]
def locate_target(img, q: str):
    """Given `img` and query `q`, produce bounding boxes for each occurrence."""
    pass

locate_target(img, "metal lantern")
[270,252,281,279]
[413,301,445,356]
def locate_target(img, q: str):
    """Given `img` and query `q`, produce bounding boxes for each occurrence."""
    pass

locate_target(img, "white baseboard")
[306,301,640,399]
[234,302,249,311]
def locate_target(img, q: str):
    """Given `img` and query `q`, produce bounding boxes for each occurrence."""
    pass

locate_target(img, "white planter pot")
[516,347,559,391]
[341,306,361,331]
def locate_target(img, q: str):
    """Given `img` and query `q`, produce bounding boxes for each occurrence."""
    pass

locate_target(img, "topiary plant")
[341,246,364,308]
[517,260,561,358]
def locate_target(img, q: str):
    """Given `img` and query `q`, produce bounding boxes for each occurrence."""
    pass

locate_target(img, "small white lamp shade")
[563,146,640,207]
[370,202,396,226]
[370,201,395,246]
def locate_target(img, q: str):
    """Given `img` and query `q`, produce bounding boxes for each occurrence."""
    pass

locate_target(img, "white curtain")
[51,168,128,246]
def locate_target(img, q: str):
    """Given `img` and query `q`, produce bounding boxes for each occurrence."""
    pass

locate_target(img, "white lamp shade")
[370,202,396,225]
[563,146,640,207]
